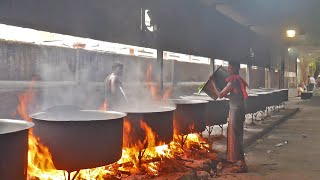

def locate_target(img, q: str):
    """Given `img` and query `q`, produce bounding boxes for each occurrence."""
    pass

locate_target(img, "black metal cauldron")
[0,119,34,180]
[30,107,126,172]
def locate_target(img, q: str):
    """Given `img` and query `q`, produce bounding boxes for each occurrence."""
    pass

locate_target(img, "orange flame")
[162,86,173,100]
[16,81,115,179]
[189,122,195,133]
[14,81,36,121]
[27,133,65,178]
[117,119,174,175]
[146,64,172,100]
[99,100,109,111]
[17,81,209,179]
[146,64,160,100]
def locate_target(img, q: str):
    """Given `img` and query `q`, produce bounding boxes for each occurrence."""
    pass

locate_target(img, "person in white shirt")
[308,76,316,91]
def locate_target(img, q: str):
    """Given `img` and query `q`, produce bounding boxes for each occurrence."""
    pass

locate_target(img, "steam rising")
[35,48,175,112]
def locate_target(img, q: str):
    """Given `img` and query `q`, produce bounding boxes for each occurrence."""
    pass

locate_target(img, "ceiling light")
[286,30,296,38]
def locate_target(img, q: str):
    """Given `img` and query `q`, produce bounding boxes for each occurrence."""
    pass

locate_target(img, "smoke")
[35,47,176,112]
[31,44,211,113]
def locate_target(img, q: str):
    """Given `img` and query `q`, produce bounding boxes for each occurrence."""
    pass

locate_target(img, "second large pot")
[168,99,208,135]
[180,95,229,127]
[30,107,126,172]
[0,119,34,180]
[115,106,175,149]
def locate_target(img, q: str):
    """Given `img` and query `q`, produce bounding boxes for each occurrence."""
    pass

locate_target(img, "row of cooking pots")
[1,89,288,179]
[0,98,226,179]
[246,89,289,114]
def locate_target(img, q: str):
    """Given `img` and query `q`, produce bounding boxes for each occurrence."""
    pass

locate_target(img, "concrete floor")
[217,98,320,180]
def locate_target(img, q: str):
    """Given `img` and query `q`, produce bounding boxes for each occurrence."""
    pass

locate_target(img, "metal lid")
[0,119,34,135]
[30,110,127,122]
[167,99,208,105]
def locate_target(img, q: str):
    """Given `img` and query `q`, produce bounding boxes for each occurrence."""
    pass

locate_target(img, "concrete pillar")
[280,47,287,89]
[247,64,252,88]
[157,49,164,91]
[210,58,215,74]
[75,49,80,83]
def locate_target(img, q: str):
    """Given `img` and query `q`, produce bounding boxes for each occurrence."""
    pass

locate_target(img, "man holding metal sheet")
[210,61,249,173]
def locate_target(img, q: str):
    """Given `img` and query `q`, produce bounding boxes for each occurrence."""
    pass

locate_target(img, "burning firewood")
[163,158,190,172]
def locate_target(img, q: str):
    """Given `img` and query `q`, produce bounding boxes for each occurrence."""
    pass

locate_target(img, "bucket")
[198,66,230,100]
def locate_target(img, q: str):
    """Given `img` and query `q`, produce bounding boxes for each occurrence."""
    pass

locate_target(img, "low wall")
[0,40,210,83]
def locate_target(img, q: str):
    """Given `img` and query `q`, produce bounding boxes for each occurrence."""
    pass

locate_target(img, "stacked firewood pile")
[101,139,223,180]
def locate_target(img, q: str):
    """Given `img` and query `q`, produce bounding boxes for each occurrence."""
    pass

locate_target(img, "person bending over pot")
[210,61,249,173]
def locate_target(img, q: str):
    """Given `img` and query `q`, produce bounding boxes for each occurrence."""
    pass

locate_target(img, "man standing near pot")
[105,62,126,109]
[210,61,249,173]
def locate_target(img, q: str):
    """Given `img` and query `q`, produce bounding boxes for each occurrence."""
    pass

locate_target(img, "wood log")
[141,157,162,164]
[185,159,211,172]
[118,161,134,168]
[205,153,218,161]
[174,155,194,163]
[119,170,131,175]
[163,158,189,172]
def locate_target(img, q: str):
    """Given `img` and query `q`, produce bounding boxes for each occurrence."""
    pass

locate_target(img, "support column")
[157,48,164,91]
[75,49,80,83]
[211,58,216,74]
[247,64,252,88]
[280,54,285,89]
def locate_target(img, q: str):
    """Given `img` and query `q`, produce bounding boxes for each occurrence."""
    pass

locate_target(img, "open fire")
[146,64,172,100]
[13,66,217,180]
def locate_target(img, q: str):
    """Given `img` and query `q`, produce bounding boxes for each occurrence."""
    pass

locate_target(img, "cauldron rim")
[29,110,127,122]
[0,119,34,135]
[180,95,229,102]
[115,106,176,114]
[168,99,208,104]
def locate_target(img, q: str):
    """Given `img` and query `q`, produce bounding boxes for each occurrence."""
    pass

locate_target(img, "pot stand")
[66,170,80,180]
[205,125,224,137]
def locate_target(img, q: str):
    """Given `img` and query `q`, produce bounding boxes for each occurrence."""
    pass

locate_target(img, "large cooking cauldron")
[205,99,229,126]
[180,95,229,127]
[255,92,270,111]
[272,90,283,106]
[258,88,288,106]
[30,106,126,172]
[168,99,208,135]
[245,94,259,114]
[0,119,34,180]
[115,105,175,148]
[281,89,289,102]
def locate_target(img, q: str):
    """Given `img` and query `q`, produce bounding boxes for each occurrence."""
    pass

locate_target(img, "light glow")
[286,29,296,38]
